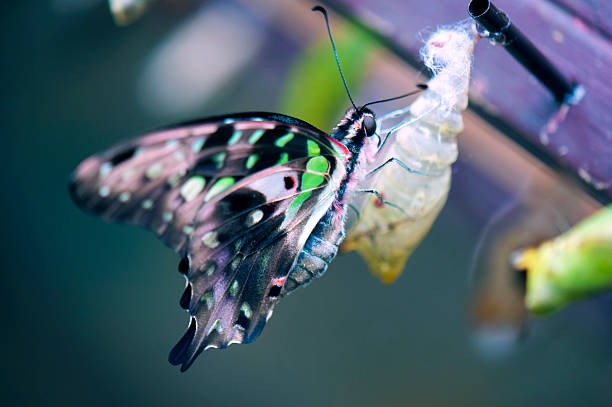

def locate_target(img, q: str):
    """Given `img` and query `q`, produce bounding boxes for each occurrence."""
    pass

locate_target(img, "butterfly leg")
[348,203,361,222]
[357,188,409,217]
[367,157,431,178]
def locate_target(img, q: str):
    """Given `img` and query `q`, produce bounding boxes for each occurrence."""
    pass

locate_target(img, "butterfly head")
[333,106,376,142]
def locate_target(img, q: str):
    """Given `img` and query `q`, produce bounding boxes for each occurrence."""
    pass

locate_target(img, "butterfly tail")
[168,312,267,372]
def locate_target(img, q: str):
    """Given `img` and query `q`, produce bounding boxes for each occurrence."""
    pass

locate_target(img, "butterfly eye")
[363,115,376,136]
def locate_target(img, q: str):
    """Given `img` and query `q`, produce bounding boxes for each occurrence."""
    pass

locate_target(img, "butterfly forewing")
[70,113,343,250]
[70,112,348,370]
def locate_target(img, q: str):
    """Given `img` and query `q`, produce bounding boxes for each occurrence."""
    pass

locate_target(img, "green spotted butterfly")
[71,106,383,371]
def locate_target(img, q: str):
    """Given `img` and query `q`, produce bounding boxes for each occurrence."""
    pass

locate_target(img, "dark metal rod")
[468,0,577,104]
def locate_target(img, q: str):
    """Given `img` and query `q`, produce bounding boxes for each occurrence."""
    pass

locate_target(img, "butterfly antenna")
[312,5,357,110]
[362,84,428,109]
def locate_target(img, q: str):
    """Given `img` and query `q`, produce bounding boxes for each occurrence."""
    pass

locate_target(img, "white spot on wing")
[245,209,264,227]
[202,231,219,248]
[99,186,110,197]
[201,291,214,309]
[99,162,112,177]
[240,302,252,318]
[180,176,206,201]
[146,163,163,180]
[118,191,131,202]
[207,319,221,335]
[200,264,215,276]
[229,280,239,296]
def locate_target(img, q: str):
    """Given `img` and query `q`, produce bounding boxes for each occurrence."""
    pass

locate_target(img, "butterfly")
[70,109,379,370]
[69,6,393,371]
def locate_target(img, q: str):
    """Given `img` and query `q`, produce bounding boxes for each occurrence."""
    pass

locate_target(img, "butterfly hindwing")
[70,112,348,370]
[169,156,340,370]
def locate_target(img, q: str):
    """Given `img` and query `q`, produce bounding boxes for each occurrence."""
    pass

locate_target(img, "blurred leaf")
[515,205,612,315]
[278,23,376,130]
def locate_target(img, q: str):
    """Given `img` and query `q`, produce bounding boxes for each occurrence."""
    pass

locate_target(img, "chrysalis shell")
[344,23,477,283]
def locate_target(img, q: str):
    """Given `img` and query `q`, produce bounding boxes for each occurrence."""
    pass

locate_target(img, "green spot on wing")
[248,129,265,144]
[246,154,259,169]
[212,152,226,169]
[274,133,294,147]
[228,131,242,145]
[301,172,325,190]
[192,137,205,152]
[300,156,329,191]
[307,140,321,156]
[306,155,329,173]
[276,152,289,165]
[205,177,235,201]
[286,191,313,220]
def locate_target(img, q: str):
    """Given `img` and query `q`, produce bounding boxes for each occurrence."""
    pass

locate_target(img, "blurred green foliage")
[278,23,376,130]
[516,206,612,315]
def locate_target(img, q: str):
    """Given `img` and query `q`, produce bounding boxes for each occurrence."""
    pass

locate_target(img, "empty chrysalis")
[344,22,478,283]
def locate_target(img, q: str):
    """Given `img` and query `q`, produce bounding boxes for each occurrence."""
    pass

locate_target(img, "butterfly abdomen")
[282,207,346,295]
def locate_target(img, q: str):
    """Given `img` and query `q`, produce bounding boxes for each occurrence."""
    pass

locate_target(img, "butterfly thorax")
[329,107,377,204]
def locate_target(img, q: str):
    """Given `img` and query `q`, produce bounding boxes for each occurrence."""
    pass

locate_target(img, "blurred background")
[2,0,612,406]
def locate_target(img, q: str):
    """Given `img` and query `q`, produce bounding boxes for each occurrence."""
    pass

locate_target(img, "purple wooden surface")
[329,0,612,199]
[552,0,612,38]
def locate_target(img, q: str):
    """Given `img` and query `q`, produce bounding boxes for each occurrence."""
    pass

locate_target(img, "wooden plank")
[324,0,612,202]
[552,0,612,38]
